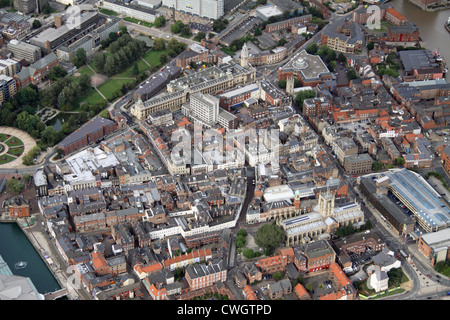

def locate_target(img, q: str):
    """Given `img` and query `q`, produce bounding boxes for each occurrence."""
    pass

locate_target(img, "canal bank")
[0,216,76,299]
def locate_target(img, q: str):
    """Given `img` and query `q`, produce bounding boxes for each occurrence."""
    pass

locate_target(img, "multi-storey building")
[293,240,336,273]
[302,96,331,117]
[264,14,312,32]
[56,117,117,156]
[131,61,256,120]
[0,74,17,104]
[162,0,224,20]
[185,259,227,291]
[321,19,364,54]
[278,49,332,87]
[0,59,20,77]
[343,153,374,175]
[14,0,48,14]
[387,22,420,42]
[7,40,42,63]
[14,52,59,89]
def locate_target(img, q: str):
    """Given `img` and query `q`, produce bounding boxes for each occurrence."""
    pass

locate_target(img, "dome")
[293,57,308,70]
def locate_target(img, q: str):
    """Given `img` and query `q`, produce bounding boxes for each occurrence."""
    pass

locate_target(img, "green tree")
[72,48,87,68]
[367,42,375,51]
[48,65,68,81]
[236,235,246,248]
[180,25,191,37]
[237,229,248,237]
[159,52,168,65]
[346,67,358,80]
[32,19,41,29]
[171,20,185,34]
[277,38,287,46]
[273,272,283,281]
[373,161,384,171]
[254,28,262,36]
[337,52,347,63]
[132,62,139,76]
[212,18,229,33]
[395,157,405,166]
[305,43,319,55]
[294,89,316,107]
[243,248,255,259]
[5,179,24,193]
[254,223,286,254]
[153,38,166,51]
[154,15,166,28]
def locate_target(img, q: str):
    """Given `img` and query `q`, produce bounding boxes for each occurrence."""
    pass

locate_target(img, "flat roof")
[382,169,450,229]
[282,49,330,80]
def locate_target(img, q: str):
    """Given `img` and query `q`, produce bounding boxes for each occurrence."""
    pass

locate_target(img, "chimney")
[55,14,63,28]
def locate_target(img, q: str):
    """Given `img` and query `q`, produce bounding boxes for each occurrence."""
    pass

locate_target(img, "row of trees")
[94,34,147,77]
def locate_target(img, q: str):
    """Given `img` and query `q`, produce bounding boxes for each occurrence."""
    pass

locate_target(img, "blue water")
[0,223,61,294]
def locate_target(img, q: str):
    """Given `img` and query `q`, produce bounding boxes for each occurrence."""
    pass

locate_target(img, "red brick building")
[385,8,407,26]
[387,23,420,42]
[5,195,30,218]
[57,117,117,156]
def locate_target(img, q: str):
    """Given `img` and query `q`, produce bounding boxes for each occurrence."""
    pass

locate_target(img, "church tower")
[318,191,335,218]
[286,76,294,95]
[240,42,249,68]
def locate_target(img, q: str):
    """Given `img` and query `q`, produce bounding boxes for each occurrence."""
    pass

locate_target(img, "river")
[0,222,61,295]
[390,0,450,65]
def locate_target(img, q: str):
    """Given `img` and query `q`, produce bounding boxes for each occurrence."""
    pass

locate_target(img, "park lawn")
[77,65,95,78]
[7,146,24,157]
[114,59,150,78]
[0,133,11,142]
[77,88,105,107]
[5,137,23,147]
[0,154,16,164]
[143,49,169,67]
[97,78,135,100]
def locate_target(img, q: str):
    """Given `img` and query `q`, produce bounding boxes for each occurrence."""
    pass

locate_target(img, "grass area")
[221,47,236,56]
[97,78,134,100]
[123,17,154,28]
[76,65,94,78]
[142,49,169,67]
[77,88,105,107]
[7,146,24,157]
[373,20,394,33]
[5,137,23,147]
[362,288,406,300]
[0,134,11,142]
[0,154,16,164]
[99,8,118,16]
[114,59,150,78]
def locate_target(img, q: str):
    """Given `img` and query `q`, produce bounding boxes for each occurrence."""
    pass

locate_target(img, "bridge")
[44,288,69,300]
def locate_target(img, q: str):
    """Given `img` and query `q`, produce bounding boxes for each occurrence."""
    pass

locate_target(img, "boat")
[14,261,27,269]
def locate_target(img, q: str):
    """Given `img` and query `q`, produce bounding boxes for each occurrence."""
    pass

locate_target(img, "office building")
[0,74,16,103]
[7,40,42,63]
[162,0,224,20]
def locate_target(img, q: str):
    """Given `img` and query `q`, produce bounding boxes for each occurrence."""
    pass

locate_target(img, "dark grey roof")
[58,117,115,148]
